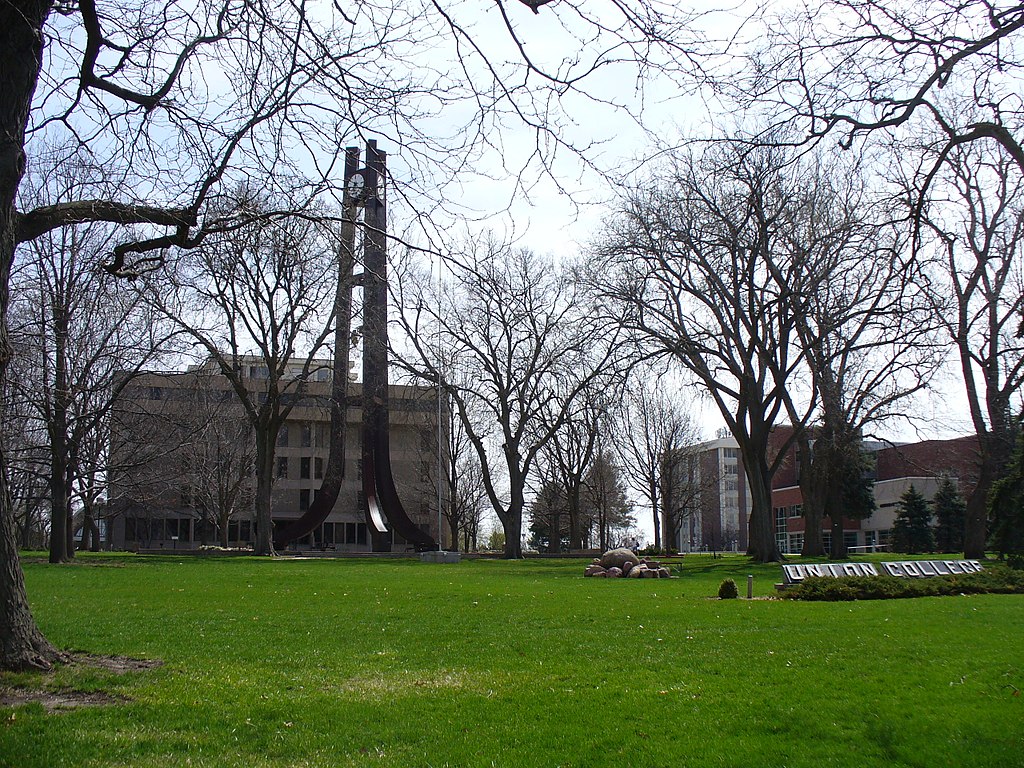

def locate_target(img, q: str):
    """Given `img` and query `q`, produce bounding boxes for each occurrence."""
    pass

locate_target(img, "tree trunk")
[797,433,826,557]
[649,478,661,553]
[743,450,782,563]
[502,510,523,558]
[501,486,524,558]
[253,436,274,555]
[1,0,60,669]
[964,461,992,559]
[566,484,582,552]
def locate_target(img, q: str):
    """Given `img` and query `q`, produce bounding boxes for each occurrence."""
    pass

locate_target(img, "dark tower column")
[358,140,436,552]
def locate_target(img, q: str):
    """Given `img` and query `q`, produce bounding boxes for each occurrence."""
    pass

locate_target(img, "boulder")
[627,565,644,578]
[606,567,623,578]
[622,560,635,576]
[584,565,606,577]
[599,548,640,570]
[642,568,658,578]
[658,567,671,578]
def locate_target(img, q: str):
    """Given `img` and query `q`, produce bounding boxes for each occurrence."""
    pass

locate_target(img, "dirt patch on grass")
[1,653,162,712]
[0,687,124,711]
[73,653,162,674]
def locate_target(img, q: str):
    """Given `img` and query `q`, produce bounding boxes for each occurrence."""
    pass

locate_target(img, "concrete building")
[770,429,979,554]
[106,357,443,552]
[665,436,751,553]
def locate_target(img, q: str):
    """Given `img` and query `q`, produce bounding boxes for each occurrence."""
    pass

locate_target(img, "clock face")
[346,171,365,201]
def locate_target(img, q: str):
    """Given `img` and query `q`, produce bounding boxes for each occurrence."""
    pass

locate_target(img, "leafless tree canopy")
[743,0,1024,175]
[396,240,622,558]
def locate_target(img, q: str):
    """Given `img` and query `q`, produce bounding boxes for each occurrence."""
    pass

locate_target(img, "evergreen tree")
[989,415,1024,567]
[891,485,935,554]
[527,479,570,553]
[932,477,967,553]
[581,451,634,551]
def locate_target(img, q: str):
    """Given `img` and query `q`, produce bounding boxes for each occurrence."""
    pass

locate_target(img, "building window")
[277,456,288,479]
[315,457,324,479]
[300,457,311,479]
[277,425,289,447]
[774,507,787,532]
[299,489,310,511]
[149,386,163,400]
[789,504,802,518]
[301,424,312,447]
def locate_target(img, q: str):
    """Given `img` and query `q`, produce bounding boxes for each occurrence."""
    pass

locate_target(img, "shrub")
[718,578,739,599]
[781,566,1024,601]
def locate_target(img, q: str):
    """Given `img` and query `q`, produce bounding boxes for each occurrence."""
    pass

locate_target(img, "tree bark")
[0,0,62,671]
[742,442,782,563]
[253,431,275,555]
[797,431,827,557]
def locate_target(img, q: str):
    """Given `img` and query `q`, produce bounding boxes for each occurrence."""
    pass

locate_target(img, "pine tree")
[932,477,967,553]
[989,416,1024,567]
[527,479,569,553]
[891,485,935,554]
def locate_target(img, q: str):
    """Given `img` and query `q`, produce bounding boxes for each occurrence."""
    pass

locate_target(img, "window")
[229,520,252,542]
[300,457,311,479]
[315,457,324,479]
[149,386,163,400]
[788,504,802,518]
[299,489,310,511]
[301,424,312,447]
[277,426,289,447]
[277,456,288,479]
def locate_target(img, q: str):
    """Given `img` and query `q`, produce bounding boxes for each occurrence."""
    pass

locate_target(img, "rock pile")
[584,547,672,579]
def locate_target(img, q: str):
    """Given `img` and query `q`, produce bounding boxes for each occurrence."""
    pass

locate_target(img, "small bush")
[718,578,739,599]
[781,566,1024,601]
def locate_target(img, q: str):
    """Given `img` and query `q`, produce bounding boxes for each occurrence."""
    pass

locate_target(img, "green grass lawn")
[2,554,1021,767]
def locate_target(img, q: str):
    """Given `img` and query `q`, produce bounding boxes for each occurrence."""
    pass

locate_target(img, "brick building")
[770,427,978,554]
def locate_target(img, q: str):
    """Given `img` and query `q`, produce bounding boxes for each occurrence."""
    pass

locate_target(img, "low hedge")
[781,566,1024,601]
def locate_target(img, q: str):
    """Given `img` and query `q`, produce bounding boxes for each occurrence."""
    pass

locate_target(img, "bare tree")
[597,142,834,562]
[1,371,49,550]
[396,241,620,558]
[916,147,1024,558]
[777,164,942,558]
[581,445,634,552]
[611,374,701,553]
[744,0,1024,184]
[144,193,338,555]
[539,381,614,553]
[10,209,175,563]
[180,388,255,549]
